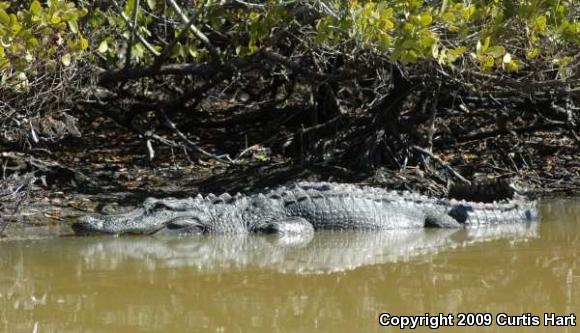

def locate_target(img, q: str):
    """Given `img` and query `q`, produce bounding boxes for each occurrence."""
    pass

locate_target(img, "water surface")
[1,199,579,332]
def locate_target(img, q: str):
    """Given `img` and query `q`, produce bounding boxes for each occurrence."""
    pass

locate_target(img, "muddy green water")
[1,199,579,333]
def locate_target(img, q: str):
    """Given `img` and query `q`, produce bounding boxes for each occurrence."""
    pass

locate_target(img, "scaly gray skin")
[72,182,538,236]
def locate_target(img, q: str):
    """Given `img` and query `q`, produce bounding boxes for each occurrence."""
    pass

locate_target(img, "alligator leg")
[155,217,206,236]
[424,213,463,228]
[253,217,315,235]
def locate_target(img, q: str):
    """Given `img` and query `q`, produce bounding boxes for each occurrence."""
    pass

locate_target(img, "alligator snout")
[72,207,176,235]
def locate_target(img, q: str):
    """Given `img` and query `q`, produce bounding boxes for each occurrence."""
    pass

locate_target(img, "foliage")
[0,0,571,77]
[1,0,578,173]
[66,0,580,79]
[316,0,580,72]
[0,0,87,148]
[0,0,87,91]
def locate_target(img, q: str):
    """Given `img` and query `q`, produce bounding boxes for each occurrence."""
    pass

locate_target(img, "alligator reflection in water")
[77,223,538,274]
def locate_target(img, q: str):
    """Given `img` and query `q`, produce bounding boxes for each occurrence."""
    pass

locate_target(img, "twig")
[125,0,140,69]
[0,174,35,236]
[152,8,199,71]
[459,123,565,142]
[166,0,219,60]
[230,0,265,9]
[111,0,160,57]
[263,50,357,82]
[159,110,235,165]
[98,54,260,83]
[411,145,470,184]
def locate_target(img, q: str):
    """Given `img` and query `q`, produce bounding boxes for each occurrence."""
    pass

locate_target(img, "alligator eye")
[145,202,168,214]
[153,202,166,210]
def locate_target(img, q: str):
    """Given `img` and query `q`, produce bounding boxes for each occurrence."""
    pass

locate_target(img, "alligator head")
[72,202,211,235]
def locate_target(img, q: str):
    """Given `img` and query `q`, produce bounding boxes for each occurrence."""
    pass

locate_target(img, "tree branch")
[125,0,140,69]
[166,0,219,60]
[111,0,160,57]
[152,7,199,72]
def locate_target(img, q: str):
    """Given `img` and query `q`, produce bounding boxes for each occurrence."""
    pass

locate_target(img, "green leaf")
[79,37,89,50]
[50,15,61,25]
[67,20,79,34]
[188,46,198,58]
[30,0,42,16]
[446,46,466,62]
[483,36,490,51]
[61,53,72,66]
[483,55,495,70]
[0,9,9,25]
[441,12,455,24]
[26,36,39,49]
[125,0,136,17]
[505,59,523,72]
[487,45,505,58]
[98,40,108,53]
[45,59,57,71]
[9,14,22,33]
[462,5,476,20]
[146,0,156,11]
[449,46,466,56]
[400,50,418,64]
[526,48,540,59]
[402,39,416,49]
[533,15,546,32]
[132,43,145,60]
[419,13,432,26]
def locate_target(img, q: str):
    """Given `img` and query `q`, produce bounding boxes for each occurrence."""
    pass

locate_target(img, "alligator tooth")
[195,194,203,200]
[207,193,217,200]
[219,193,232,200]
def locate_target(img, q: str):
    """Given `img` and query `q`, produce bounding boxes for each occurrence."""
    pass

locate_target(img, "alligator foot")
[424,213,462,228]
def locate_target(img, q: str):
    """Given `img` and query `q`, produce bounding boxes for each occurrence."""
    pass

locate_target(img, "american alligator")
[72,182,537,236]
